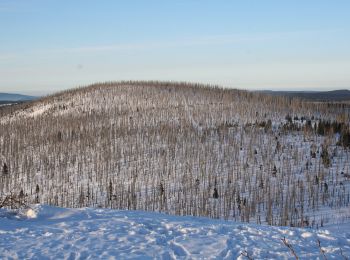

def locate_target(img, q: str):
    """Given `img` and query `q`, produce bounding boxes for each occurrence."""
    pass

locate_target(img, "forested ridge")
[1,81,349,227]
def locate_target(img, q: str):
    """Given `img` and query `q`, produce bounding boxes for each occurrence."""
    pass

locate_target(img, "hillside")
[261,89,350,101]
[0,205,349,259]
[0,81,350,228]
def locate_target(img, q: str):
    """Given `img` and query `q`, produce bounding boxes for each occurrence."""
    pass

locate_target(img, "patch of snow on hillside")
[27,103,53,117]
[0,205,349,259]
[0,103,54,124]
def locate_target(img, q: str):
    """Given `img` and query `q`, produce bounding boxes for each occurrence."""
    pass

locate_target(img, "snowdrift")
[0,205,349,259]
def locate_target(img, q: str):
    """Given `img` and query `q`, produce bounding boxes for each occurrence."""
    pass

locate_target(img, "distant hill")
[260,89,350,101]
[0,93,37,102]
[0,93,37,105]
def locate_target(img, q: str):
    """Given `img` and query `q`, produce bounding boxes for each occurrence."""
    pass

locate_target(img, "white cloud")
[1,29,342,59]
[48,29,338,54]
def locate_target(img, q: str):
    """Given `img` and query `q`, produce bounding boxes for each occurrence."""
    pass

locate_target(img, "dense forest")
[1,81,349,227]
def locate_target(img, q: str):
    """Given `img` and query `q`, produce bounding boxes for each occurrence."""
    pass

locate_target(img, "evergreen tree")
[35,184,40,203]
[317,121,325,135]
[213,187,219,199]
[2,163,8,175]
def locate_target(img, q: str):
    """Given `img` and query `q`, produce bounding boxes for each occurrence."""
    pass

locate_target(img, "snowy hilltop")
[0,205,349,259]
[0,82,350,228]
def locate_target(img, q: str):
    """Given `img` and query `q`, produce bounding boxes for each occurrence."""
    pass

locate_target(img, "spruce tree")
[2,163,8,175]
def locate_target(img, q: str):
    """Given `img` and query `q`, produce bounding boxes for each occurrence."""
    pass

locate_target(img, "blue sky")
[0,0,349,94]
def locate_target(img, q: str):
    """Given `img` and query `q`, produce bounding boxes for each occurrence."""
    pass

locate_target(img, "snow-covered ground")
[0,205,349,259]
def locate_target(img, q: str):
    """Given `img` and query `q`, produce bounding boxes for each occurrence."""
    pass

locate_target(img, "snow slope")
[0,206,349,259]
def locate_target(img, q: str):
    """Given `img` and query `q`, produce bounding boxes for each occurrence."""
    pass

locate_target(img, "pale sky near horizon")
[0,0,350,95]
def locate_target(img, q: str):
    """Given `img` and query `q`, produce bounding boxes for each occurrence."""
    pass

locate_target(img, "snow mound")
[25,208,37,219]
[0,206,349,259]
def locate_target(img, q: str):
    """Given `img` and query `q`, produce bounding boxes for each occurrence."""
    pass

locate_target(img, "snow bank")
[0,206,349,259]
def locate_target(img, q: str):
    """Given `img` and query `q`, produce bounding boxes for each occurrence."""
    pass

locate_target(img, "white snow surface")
[0,205,349,260]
